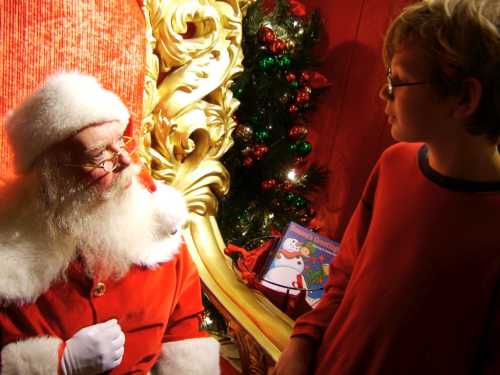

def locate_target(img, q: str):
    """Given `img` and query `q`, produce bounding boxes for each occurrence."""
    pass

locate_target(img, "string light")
[287,169,297,181]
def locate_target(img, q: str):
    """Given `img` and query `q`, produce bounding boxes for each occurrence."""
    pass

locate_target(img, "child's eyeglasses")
[383,67,430,99]
[64,136,136,173]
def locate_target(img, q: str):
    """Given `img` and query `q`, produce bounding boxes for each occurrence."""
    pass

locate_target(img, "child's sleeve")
[291,162,380,342]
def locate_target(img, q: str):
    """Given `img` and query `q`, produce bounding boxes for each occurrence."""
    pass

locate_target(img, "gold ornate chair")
[140,0,293,372]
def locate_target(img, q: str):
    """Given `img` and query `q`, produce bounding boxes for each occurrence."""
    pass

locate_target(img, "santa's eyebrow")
[80,135,127,157]
[84,143,107,153]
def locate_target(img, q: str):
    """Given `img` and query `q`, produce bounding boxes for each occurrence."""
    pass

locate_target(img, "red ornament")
[261,178,278,191]
[299,71,311,83]
[289,104,299,114]
[281,180,294,192]
[258,26,275,44]
[295,89,310,104]
[269,39,286,54]
[264,31,276,43]
[303,70,331,89]
[288,126,308,140]
[286,72,296,82]
[252,144,269,160]
[243,157,254,168]
[289,0,307,17]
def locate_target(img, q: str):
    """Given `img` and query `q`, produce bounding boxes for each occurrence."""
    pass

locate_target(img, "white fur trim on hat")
[152,337,220,375]
[5,72,130,172]
[1,336,63,375]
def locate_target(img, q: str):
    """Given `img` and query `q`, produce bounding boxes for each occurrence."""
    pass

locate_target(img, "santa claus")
[0,72,219,374]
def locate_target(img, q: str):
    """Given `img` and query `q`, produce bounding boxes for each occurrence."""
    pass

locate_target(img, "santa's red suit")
[0,243,216,374]
[0,73,220,374]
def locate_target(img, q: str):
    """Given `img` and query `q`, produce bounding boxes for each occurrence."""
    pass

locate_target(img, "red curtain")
[304,0,414,240]
[0,1,145,177]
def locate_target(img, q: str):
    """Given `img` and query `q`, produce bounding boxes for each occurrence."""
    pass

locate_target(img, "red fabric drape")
[0,1,146,176]
[304,0,414,240]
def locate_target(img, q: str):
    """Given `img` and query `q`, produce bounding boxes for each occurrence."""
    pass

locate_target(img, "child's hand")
[272,336,315,375]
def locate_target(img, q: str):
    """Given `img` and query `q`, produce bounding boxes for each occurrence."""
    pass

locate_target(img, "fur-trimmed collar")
[0,180,187,304]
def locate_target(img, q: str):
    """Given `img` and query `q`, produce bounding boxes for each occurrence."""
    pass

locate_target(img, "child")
[274,1,500,374]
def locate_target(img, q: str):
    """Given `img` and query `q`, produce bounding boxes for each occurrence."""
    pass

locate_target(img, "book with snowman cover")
[259,222,340,307]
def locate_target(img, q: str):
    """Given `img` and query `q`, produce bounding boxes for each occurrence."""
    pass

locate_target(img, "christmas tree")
[218,0,329,249]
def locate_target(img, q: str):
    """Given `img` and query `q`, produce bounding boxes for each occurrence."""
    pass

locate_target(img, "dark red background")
[302,0,413,240]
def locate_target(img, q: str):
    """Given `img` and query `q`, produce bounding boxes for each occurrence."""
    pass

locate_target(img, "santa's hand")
[60,319,125,375]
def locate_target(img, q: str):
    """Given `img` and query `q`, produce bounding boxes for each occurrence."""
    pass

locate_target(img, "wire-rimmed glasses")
[383,66,430,99]
[64,135,135,173]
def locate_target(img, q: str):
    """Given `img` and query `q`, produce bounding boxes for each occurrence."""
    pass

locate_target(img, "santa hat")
[5,72,130,172]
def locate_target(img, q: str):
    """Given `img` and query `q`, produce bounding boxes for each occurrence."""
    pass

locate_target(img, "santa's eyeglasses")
[64,135,135,173]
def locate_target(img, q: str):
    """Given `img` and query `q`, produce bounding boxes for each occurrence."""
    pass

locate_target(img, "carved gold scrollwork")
[141,0,294,367]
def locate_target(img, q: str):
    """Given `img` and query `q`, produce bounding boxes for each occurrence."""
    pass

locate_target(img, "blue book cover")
[260,222,340,307]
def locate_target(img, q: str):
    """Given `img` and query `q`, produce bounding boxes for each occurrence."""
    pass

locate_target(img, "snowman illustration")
[261,237,308,296]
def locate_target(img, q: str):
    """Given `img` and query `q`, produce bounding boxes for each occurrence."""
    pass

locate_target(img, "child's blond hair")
[383,0,500,140]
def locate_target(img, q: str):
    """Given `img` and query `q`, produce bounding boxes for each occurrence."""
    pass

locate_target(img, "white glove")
[60,319,125,375]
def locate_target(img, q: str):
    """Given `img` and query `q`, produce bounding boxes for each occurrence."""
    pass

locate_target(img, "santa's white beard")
[35,157,164,280]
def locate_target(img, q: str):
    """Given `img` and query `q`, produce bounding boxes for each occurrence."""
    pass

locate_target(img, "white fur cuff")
[153,337,220,375]
[1,336,62,375]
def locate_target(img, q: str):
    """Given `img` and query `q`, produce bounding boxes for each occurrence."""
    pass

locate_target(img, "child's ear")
[453,77,482,119]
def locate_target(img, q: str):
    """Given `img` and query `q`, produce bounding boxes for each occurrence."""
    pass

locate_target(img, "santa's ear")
[453,77,482,120]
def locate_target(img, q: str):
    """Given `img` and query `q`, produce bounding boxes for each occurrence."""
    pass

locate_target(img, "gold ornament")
[235,124,253,142]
